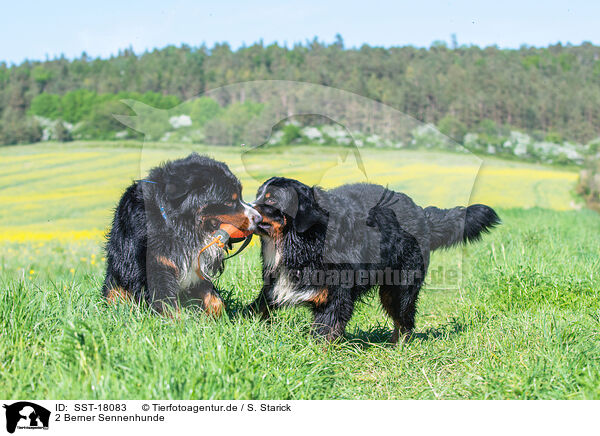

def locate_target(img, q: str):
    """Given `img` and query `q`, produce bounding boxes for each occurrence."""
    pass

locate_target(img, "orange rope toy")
[195,223,253,279]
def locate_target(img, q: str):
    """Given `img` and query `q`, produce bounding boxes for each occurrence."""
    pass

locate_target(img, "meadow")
[1,141,599,399]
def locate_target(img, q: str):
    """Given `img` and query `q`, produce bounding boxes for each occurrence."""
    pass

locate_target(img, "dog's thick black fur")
[248,177,500,343]
[102,153,261,315]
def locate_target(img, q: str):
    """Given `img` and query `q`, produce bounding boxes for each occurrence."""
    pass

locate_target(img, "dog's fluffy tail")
[424,204,500,251]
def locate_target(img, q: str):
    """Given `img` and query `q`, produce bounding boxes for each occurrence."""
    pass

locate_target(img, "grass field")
[0,141,579,240]
[1,141,599,399]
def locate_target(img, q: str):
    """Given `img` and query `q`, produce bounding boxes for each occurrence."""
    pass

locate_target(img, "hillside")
[2,39,600,146]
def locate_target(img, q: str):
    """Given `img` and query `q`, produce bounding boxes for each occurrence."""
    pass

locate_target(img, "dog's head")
[252,177,327,239]
[144,153,261,238]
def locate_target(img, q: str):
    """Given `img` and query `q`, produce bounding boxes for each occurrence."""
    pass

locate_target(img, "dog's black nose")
[251,212,262,224]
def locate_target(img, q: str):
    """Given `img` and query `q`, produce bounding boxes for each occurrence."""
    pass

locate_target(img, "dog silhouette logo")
[3,402,50,433]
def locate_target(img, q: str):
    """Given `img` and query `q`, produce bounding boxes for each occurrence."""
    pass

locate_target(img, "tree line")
[1,37,600,145]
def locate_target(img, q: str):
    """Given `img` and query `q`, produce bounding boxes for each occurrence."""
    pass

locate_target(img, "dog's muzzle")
[243,202,262,231]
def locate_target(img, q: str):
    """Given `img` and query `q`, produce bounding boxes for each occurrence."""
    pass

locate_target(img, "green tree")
[60,89,98,124]
[204,102,264,145]
[4,40,600,144]
[0,110,43,145]
[281,124,302,145]
[32,66,54,91]
[29,94,62,119]
[188,97,222,126]
[437,115,467,143]
[54,121,72,142]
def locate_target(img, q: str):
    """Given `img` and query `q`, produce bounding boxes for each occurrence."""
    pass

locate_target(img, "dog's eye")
[265,197,275,205]
[224,201,234,207]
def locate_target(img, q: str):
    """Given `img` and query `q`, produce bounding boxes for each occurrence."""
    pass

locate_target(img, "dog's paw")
[203,292,225,318]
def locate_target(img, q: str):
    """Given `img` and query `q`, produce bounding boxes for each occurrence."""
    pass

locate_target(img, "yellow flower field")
[0,141,579,242]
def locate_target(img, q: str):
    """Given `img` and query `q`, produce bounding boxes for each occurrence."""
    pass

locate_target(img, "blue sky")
[2,0,599,64]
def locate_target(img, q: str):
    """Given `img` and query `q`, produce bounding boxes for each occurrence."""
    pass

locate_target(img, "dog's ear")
[165,180,188,204]
[294,205,324,233]
[293,187,326,233]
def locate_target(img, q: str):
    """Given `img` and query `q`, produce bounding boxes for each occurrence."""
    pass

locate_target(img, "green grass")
[1,209,599,399]
[1,141,598,399]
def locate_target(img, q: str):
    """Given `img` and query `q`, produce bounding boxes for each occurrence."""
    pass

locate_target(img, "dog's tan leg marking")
[156,255,179,277]
[390,321,401,344]
[202,290,225,318]
[308,288,329,307]
[106,287,133,304]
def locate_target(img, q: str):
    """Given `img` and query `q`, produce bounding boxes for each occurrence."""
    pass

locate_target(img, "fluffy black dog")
[247,177,499,343]
[102,153,261,315]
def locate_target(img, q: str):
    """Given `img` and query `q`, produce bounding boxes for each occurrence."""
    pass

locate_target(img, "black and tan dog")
[247,177,499,343]
[102,153,261,315]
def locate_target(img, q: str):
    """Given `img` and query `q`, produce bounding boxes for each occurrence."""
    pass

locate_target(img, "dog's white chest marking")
[272,270,298,306]
[178,240,221,290]
[262,238,281,273]
[262,237,317,306]
[271,268,318,306]
[178,258,201,289]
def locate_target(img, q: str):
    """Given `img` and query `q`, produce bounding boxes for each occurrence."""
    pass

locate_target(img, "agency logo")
[125,80,482,289]
[3,402,50,434]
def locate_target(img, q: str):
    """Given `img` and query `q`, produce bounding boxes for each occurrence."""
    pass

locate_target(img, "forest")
[1,37,600,147]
